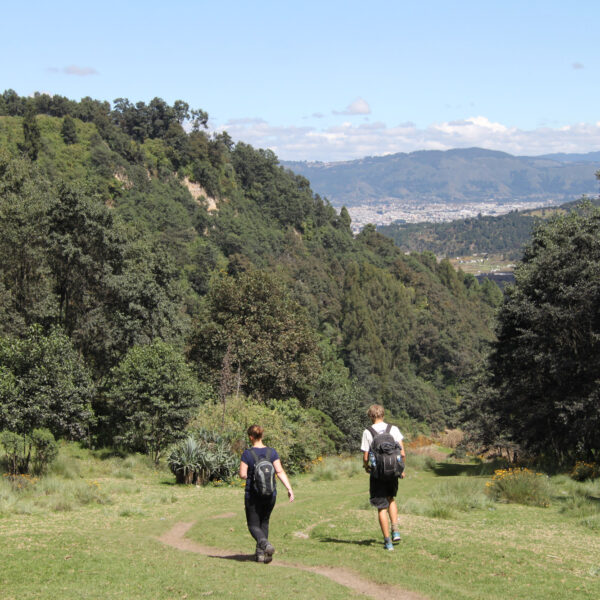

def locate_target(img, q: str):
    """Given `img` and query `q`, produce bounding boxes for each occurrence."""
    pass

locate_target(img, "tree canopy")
[476,202,600,462]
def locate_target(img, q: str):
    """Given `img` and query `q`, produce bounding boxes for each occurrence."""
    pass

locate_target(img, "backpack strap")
[367,425,377,440]
[248,448,259,464]
[249,448,273,463]
[385,423,392,434]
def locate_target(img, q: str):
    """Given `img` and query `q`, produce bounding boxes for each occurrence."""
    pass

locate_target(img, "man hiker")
[361,404,405,551]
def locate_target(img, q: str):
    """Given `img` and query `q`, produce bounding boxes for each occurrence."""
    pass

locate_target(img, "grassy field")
[1,445,599,600]
[449,254,515,275]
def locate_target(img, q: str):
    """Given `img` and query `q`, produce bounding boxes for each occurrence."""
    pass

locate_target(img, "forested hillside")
[0,90,501,467]
[283,148,600,207]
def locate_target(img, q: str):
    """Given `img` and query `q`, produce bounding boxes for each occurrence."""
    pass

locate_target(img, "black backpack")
[368,424,404,479]
[249,448,276,496]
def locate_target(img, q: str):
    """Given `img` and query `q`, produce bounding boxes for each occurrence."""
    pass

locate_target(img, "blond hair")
[367,404,385,420]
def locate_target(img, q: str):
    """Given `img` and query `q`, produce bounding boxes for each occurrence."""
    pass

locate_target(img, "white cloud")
[333,98,371,115]
[214,116,600,162]
[48,65,98,76]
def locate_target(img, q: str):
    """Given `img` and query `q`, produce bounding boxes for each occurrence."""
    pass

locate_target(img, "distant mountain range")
[282,148,600,207]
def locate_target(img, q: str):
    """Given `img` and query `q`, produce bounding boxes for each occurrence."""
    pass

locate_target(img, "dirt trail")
[158,521,427,600]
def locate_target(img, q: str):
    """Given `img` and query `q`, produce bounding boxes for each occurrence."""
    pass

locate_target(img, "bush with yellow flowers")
[570,461,598,482]
[485,467,550,507]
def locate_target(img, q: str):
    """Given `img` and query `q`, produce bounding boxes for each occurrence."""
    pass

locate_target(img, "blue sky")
[2,0,599,161]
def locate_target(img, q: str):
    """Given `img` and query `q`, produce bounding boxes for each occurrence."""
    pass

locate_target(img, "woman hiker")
[239,424,295,563]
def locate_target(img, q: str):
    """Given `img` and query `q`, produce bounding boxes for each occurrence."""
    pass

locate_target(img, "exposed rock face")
[183,177,218,212]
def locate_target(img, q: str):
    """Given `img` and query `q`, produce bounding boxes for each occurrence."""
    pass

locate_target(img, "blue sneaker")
[392,530,401,542]
[384,540,394,551]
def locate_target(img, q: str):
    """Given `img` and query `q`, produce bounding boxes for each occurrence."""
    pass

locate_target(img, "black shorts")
[369,475,398,509]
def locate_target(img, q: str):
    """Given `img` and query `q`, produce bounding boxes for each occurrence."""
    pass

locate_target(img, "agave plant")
[195,429,238,484]
[168,431,238,485]
[167,436,201,484]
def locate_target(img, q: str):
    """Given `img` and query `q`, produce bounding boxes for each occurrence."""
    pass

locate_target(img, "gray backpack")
[249,448,276,496]
[368,424,404,479]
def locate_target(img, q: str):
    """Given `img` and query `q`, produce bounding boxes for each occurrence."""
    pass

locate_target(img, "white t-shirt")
[360,422,403,452]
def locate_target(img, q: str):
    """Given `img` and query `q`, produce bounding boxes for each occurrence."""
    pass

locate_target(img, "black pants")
[245,494,276,546]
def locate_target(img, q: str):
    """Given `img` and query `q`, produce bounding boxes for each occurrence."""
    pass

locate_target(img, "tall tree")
[104,340,202,463]
[21,105,41,160]
[0,326,94,439]
[60,115,78,144]
[0,153,56,334]
[47,183,123,339]
[189,270,321,403]
[487,201,600,461]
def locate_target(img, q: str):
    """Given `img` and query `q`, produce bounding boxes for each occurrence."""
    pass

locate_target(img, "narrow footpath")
[158,521,428,600]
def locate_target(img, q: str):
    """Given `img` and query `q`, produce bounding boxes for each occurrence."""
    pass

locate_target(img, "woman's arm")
[273,459,294,502]
[239,460,248,480]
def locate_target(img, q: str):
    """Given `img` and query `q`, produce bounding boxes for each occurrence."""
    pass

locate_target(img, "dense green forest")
[0,89,506,471]
[378,197,600,260]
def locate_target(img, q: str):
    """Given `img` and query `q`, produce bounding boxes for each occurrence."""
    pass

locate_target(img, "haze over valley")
[283,147,600,231]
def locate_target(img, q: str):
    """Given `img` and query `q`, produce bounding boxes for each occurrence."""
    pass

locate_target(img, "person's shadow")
[208,552,256,562]
[318,537,379,547]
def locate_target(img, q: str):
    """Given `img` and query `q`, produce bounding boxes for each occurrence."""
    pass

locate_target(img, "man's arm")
[363,450,370,472]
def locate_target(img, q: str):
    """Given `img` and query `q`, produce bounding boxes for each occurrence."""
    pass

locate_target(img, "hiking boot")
[392,530,401,542]
[255,551,265,563]
[261,540,275,563]
[384,540,394,551]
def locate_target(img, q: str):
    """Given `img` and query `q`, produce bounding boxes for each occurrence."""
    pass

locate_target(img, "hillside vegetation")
[283,147,600,207]
[0,90,502,468]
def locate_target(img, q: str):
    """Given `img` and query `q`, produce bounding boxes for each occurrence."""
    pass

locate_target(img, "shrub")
[190,395,338,474]
[486,468,550,507]
[437,429,464,449]
[571,461,599,482]
[2,473,38,492]
[0,428,58,475]
[0,431,27,474]
[30,428,58,475]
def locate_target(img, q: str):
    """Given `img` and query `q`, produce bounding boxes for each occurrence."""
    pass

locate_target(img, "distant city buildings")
[342,199,558,234]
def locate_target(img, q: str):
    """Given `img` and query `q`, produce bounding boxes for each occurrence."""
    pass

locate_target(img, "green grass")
[1,446,599,599]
